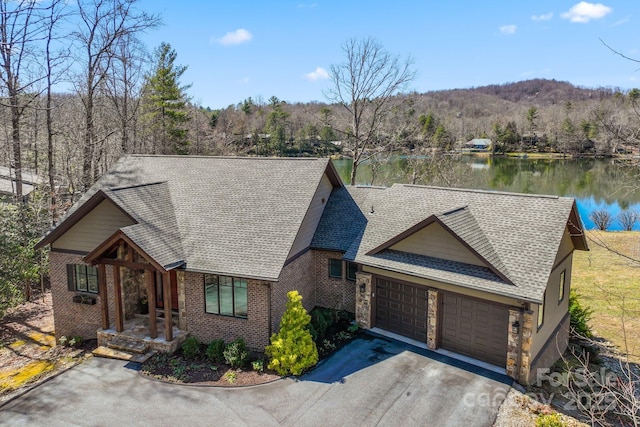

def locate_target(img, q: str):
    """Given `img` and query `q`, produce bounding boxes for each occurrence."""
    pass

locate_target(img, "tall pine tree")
[141,42,191,154]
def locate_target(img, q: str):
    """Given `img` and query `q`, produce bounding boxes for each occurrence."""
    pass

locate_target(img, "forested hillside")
[0,1,639,315]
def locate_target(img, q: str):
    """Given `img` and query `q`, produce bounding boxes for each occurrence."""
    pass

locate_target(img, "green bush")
[569,290,593,338]
[181,336,201,359]
[536,413,566,427]
[266,290,318,376]
[252,359,264,373]
[206,339,226,363]
[309,307,335,343]
[223,338,249,368]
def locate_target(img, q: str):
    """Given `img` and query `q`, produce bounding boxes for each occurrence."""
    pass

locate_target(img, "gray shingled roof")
[47,155,334,281]
[106,182,184,270]
[311,186,367,252]
[350,184,584,303]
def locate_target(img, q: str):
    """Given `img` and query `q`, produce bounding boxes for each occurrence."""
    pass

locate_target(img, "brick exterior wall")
[273,250,316,331]
[314,250,356,313]
[50,248,359,353]
[183,271,271,351]
[49,251,115,341]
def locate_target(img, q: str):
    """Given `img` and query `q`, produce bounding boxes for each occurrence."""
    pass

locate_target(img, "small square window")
[67,264,99,294]
[346,262,357,282]
[328,259,342,278]
[558,270,566,303]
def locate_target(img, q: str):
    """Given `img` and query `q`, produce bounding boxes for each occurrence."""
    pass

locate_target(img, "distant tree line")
[1,4,639,313]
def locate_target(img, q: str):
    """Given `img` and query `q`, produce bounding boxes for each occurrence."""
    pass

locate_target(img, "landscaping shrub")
[308,307,335,343]
[223,338,249,368]
[536,413,566,427]
[252,359,264,373]
[569,290,593,338]
[181,336,201,359]
[266,290,318,376]
[206,339,226,363]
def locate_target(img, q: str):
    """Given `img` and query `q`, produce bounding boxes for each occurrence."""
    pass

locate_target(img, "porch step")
[92,346,156,363]
[106,336,150,354]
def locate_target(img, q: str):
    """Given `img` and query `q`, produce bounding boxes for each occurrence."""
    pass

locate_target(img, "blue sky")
[137,1,640,110]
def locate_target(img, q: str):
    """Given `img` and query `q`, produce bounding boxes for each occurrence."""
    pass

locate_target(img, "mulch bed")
[140,351,280,387]
[140,311,360,387]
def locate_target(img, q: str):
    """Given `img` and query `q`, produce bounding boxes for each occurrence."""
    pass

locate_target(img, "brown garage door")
[441,292,508,367]
[375,278,428,341]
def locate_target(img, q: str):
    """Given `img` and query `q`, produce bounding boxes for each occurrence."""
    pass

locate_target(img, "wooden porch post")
[98,264,109,330]
[146,270,157,339]
[162,272,173,341]
[113,265,124,332]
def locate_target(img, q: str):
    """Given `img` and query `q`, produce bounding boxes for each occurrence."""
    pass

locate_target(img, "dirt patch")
[0,291,95,403]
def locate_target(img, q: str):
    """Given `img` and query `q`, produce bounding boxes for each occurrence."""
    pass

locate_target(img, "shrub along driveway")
[0,332,511,426]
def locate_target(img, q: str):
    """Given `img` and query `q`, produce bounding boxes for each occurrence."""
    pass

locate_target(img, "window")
[537,292,545,330]
[204,275,247,318]
[67,264,99,294]
[558,270,566,303]
[328,258,342,278]
[346,262,358,282]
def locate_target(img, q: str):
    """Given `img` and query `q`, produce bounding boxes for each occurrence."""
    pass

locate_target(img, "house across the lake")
[465,138,492,151]
[36,155,588,385]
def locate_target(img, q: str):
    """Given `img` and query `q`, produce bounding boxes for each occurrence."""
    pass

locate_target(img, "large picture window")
[67,264,99,294]
[204,275,247,318]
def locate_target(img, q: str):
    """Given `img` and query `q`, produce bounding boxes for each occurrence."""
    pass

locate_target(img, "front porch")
[85,236,188,355]
[97,314,189,354]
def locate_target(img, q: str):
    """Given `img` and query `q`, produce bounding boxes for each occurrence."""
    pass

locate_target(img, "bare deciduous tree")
[72,0,160,190]
[326,37,416,185]
[617,210,639,232]
[590,209,614,231]
[0,0,49,202]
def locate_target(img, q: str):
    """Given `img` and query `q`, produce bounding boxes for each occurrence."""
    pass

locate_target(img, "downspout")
[267,282,272,339]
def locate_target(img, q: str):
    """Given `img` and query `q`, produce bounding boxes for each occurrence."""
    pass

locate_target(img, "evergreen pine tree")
[141,42,191,154]
[266,290,318,376]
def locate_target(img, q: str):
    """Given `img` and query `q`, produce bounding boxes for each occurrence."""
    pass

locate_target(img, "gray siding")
[287,174,333,259]
[390,222,487,267]
[531,226,575,359]
[52,199,135,253]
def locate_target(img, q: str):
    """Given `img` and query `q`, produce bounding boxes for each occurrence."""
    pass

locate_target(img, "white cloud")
[532,13,553,22]
[238,77,250,85]
[499,25,517,35]
[561,2,612,23]
[303,67,329,81]
[297,3,317,8]
[215,29,253,46]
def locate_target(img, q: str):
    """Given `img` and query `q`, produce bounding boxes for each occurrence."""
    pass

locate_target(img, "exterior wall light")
[511,320,520,335]
[359,282,366,293]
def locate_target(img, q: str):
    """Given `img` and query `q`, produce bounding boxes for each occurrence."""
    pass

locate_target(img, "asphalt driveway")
[0,332,512,426]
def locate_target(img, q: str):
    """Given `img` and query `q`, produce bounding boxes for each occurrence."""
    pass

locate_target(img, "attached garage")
[375,278,428,341]
[374,277,509,368]
[441,292,509,367]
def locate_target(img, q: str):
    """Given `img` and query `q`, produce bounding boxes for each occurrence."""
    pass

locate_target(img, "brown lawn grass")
[572,231,640,362]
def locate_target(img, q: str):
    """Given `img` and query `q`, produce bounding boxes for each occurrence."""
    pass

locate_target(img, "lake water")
[332,156,640,231]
